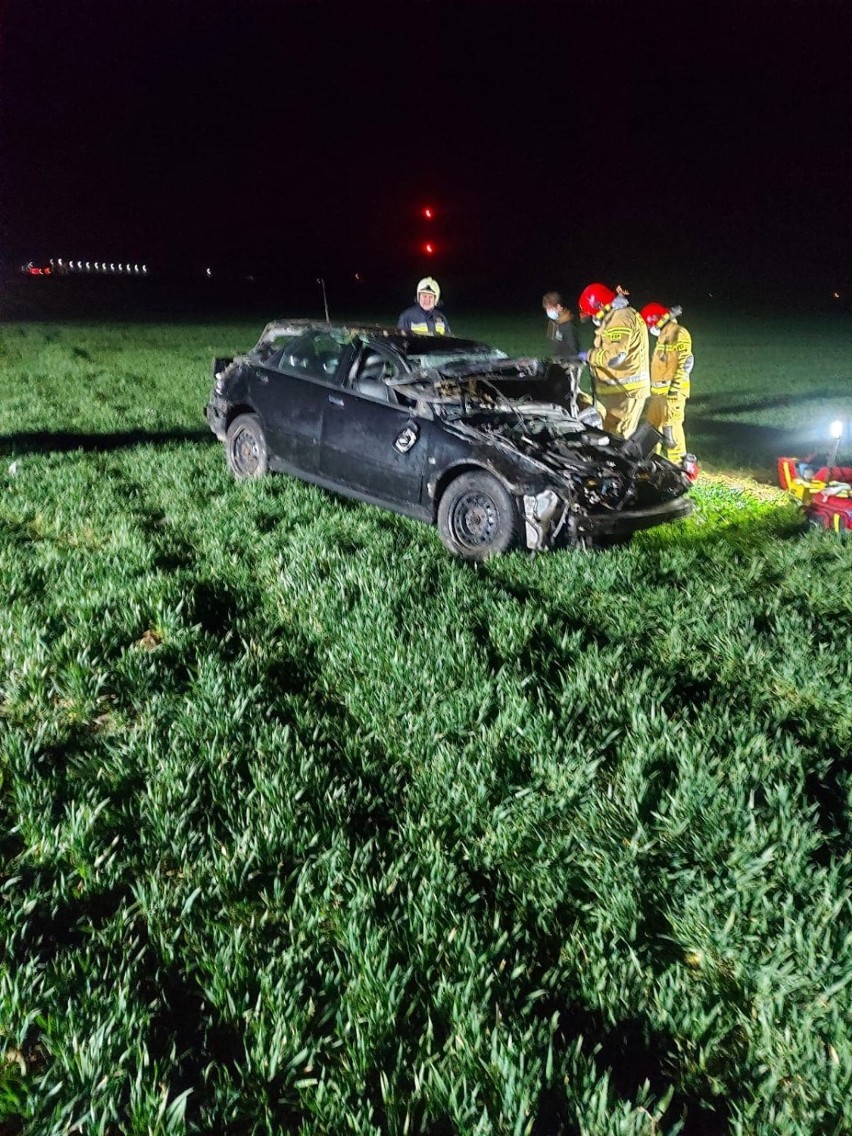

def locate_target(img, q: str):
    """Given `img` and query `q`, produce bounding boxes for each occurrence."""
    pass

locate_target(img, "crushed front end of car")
[391,358,693,551]
[206,356,238,441]
[456,412,692,550]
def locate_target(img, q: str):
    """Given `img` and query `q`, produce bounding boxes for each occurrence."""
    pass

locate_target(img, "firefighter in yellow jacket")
[640,302,693,463]
[578,282,649,438]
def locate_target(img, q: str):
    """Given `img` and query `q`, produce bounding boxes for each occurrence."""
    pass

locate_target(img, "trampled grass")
[1,313,852,1135]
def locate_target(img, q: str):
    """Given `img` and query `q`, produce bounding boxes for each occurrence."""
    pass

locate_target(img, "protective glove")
[662,426,676,448]
[577,351,589,363]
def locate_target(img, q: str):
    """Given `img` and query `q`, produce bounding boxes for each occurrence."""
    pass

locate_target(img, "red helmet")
[640,302,670,330]
[578,282,616,317]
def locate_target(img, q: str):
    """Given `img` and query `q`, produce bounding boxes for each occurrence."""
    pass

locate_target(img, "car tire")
[437,470,520,560]
[226,413,269,479]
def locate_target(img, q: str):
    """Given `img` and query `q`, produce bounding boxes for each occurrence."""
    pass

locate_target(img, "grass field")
[1,311,852,1135]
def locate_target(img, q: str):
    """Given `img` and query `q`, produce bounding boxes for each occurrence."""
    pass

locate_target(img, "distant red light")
[423,207,433,220]
[424,242,434,255]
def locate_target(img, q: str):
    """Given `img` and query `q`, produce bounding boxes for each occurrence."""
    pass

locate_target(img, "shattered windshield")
[408,350,507,369]
[401,336,507,371]
[393,356,559,398]
[388,358,588,430]
[253,325,355,370]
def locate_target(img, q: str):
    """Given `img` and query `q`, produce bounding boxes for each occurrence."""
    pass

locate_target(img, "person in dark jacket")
[398,277,451,335]
[542,291,581,360]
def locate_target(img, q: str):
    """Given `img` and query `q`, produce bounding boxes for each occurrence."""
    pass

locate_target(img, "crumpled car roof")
[254,319,502,358]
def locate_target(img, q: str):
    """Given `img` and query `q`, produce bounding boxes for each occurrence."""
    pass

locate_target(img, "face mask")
[545,309,559,320]
[650,325,661,337]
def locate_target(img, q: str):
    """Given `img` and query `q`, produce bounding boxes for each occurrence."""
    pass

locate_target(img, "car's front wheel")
[226,413,268,479]
[437,470,520,560]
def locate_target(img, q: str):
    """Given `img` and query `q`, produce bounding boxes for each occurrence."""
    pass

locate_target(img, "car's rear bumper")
[585,495,693,536]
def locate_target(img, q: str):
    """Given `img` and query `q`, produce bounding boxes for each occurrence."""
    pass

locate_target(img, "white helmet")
[416,276,441,303]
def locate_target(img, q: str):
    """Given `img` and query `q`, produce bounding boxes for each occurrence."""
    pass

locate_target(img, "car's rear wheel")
[437,471,520,560]
[226,413,268,478]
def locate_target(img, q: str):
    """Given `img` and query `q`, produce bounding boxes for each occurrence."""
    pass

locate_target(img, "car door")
[318,349,430,514]
[248,329,353,475]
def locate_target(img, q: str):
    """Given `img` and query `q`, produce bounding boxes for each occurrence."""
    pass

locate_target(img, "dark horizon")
[3,0,851,314]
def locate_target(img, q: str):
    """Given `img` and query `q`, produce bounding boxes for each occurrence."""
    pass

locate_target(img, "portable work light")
[828,420,844,478]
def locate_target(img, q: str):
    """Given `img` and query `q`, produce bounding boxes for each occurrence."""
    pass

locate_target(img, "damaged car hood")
[388,356,692,513]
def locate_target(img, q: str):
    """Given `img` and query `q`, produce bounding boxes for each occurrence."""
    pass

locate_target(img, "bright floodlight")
[829,420,843,439]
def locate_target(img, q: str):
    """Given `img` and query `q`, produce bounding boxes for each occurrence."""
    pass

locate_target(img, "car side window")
[256,332,304,370]
[273,330,350,383]
[349,349,401,403]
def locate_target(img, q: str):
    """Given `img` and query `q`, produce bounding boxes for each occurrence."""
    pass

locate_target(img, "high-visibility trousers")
[599,393,647,439]
[646,393,688,463]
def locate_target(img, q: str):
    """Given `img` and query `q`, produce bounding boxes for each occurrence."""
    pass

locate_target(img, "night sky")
[2,0,851,309]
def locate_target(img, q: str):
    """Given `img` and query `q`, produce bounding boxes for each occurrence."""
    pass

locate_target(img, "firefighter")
[640,302,693,463]
[578,282,649,438]
[542,291,581,361]
[397,277,451,336]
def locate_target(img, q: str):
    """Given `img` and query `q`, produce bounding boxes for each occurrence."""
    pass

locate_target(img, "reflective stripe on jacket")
[397,304,451,336]
[588,305,650,398]
[650,321,693,398]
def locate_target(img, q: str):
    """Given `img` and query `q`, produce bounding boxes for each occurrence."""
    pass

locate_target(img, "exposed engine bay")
[387,356,690,548]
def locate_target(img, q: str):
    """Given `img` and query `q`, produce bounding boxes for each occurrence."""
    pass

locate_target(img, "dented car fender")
[425,430,575,549]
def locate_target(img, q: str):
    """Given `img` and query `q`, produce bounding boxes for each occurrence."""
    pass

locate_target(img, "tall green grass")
[1,316,851,1134]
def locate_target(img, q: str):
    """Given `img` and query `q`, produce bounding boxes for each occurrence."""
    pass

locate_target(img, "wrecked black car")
[206,320,693,560]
